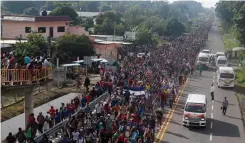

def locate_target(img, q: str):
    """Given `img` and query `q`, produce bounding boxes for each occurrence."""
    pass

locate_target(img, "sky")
[167,0,219,8]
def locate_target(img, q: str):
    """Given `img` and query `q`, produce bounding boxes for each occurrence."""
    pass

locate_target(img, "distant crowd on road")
[5,16,213,143]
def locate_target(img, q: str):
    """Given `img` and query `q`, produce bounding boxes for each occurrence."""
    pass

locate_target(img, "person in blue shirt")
[84,103,90,115]
[81,95,87,108]
[130,127,139,143]
[55,109,61,125]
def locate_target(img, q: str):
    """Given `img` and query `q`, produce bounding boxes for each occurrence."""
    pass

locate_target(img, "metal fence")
[34,91,109,142]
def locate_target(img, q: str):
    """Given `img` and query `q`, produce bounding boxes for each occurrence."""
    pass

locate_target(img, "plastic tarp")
[123,86,145,96]
[232,47,245,52]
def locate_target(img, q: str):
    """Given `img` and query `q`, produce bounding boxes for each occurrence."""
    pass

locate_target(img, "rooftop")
[43,11,102,17]
[2,15,72,22]
[94,39,133,45]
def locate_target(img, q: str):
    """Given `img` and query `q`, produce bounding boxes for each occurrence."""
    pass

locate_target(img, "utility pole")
[47,36,51,57]
[113,21,116,41]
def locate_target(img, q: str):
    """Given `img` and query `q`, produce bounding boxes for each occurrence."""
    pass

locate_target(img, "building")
[1,15,90,40]
[91,35,133,63]
[41,11,102,25]
[90,35,124,41]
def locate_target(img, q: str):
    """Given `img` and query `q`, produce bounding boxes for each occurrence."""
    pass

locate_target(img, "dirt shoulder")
[1,87,79,122]
[1,74,101,122]
[236,93,245,128]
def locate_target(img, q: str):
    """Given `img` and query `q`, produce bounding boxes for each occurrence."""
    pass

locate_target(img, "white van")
[201,49,211,55]
[183,94,207,128]
[215,52,225,59]
[217,67,235,88]
[197,53,209,68]
[216,56,228,68]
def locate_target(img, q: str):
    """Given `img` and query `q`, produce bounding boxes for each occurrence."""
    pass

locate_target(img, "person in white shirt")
[72,129,80,142]
[210,84,214,101]
[95,102,102,119]
[145,92,150,100]
[43,119,49,132]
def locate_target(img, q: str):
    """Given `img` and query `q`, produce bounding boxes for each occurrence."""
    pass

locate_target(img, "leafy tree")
[233,3,245,45]
[23,7,39,16]
[54,34,95,64]
[49,6,78,25]
[135,24,151,45]
[215,1,235,29]
[115,24,126,36]
[215,1,245,45]
[165,18,186,37]
[100,4,112,12]
[2,1,35,14]
[13,32,48,63]
[94,12,124,35]
[41,1,56,11]
[83,18,94,31]
[86,1,100,12]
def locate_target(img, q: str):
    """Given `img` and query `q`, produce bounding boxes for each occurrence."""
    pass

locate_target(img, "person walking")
[222,97,228,115]
[210,84,214,101]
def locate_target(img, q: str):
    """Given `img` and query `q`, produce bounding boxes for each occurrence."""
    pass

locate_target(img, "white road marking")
[211,121,213,129]
[212,100,214,102]
[211,113,213,118]
[212,105,213,110]
[213,80,214,83]
[210,133,213,141]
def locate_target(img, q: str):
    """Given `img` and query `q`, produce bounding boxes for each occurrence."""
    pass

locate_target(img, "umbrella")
[232,47,245,52]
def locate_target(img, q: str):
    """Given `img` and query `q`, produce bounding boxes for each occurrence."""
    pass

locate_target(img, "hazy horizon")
[167,0,218,8]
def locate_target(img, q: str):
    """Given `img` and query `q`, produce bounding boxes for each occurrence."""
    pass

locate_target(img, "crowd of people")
[1,52,53,85]
[5,83,108,143]
[53,19,212,143]
[5,16,213,143]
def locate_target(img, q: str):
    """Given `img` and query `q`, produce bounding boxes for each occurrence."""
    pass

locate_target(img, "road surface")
[157,26,245,143]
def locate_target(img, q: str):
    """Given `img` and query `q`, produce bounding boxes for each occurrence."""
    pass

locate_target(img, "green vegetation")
[49,6,79,25]
[14,32,48,65]
[2,1,209,46]
[215,1,245,46]
[223,34,240,50]
[13,32,94,65]
[236,94,245,127]
[235,68,245,87]
[53,33,95,64]
[216,1,245,86]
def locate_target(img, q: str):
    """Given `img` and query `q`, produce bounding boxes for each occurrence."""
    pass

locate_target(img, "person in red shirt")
[49,106,55,119]
[86,94,92,103]
[28,113,35,125]
[117,133,126,143]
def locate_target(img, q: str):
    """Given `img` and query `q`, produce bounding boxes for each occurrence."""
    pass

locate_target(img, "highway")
[157,26,245,143]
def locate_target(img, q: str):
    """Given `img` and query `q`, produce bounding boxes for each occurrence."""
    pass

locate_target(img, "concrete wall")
[2,21,90,39]
[94,43,120,63]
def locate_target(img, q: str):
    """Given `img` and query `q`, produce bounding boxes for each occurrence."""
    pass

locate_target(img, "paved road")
[157,26,245,143]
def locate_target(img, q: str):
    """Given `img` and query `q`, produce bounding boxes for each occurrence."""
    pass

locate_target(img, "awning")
[232,47,245,52]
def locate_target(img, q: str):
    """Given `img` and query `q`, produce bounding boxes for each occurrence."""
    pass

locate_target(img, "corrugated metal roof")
[43,11,102,17]
[94,39,132,45]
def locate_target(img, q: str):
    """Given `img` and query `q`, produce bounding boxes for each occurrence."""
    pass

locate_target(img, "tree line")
[3,1,210,64]
[215,1,245,45]
[2,1,209,45]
